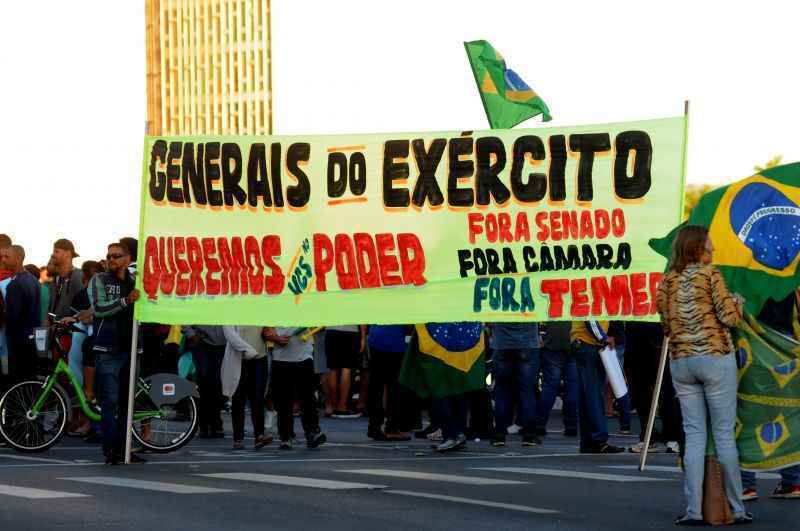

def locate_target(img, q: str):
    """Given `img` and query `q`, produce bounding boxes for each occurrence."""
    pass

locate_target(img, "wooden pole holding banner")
[639,337,669,471]
[640,100,689,471]
[123,319,140,464]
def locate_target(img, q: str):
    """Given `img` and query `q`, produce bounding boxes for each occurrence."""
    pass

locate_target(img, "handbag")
[702,455,734,525]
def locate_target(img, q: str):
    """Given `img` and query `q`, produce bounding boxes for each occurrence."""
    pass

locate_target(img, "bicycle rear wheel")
[0,380,68,452]
[132,395,198,453]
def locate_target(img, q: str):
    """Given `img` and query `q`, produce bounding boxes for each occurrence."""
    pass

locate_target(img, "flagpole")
[267,0,273,135]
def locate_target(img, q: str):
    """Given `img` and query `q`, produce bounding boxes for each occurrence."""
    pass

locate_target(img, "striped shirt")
[656,263,742,360]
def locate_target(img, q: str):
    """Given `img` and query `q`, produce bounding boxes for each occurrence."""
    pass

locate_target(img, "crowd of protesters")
[0,228,798,525]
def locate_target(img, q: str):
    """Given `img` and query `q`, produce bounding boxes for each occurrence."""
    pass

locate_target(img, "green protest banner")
[136,117,686,326]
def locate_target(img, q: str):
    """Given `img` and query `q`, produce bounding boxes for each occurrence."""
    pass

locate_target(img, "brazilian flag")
[399,323,485,400]
[650,162,800,316]
[733,314,800,471]
[464,40,551,129]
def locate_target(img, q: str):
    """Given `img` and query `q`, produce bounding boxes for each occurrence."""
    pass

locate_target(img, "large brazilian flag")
[399,323,485,400]
[734,315,800,470]
[649,162,800,470]
[650,162,800,316]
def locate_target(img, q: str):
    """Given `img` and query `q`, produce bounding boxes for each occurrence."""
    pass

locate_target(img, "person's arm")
[584,321,613,348]
[709,268,743,327]
[263,327,290,346]
[359,324,367,353]
[4,281,22,329]
[88,276,135,318]
[222,325,258,356]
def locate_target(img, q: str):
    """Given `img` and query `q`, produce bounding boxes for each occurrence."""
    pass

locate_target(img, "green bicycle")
[0,320,199,453]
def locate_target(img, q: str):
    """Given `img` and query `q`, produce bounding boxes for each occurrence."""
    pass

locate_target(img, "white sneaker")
[426,428,443,441]
[628,441,663,454]
[665,441,681,454]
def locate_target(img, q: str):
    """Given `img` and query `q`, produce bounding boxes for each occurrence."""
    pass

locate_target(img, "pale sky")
[2,0,798,265]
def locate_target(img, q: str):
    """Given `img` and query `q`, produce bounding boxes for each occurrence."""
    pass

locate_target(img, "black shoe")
[522,435,541,447]
[490,436,506,447]
[210,430,225,439]
[128,453,147,464]
[83,431,102,444]
[733,513,753,525]
[563,428,578,437]
[534,426,547,437]
[581,443,625,454]
[674,514,707,526]
[198,429,211,439]
[414,425,438,439]
[307,432,327,449]
[368,429,388,441]
[104,453,122,466]
[279,440,293,450]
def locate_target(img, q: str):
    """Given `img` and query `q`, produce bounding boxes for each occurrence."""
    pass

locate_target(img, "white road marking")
[0,451,633,469]
[0,454,74,464]
[471,467,672,482]
[198,472,386,490]
[602,464,782,479]
[338,468,527,485]
[60,476,235,494]
[0,484,89,499]
[385,490,558,514]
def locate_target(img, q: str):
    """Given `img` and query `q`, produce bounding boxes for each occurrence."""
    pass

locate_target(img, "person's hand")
[126,289,140,305]
[77,309,93,325]
[59,316,77,325]
[606,336,616,350]
[273,335,290,346]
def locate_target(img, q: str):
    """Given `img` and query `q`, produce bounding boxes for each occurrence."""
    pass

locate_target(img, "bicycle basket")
[34,327,50,358]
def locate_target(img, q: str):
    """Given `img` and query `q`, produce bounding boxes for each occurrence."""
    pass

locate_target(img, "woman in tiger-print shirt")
[657,225,750,525]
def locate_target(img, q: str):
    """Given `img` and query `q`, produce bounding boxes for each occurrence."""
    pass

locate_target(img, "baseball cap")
[53,238,79,257]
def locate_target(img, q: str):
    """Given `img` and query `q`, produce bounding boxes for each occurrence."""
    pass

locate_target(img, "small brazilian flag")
[650,162,800,316]
[399,323,486,400]
[464,40,551,129]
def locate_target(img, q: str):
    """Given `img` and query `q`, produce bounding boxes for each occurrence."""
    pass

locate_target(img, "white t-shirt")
[327,325,359,333]
[272,327,313,363]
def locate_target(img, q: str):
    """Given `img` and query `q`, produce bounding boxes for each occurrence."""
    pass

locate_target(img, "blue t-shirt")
[489,322,540,350]
[368,325,407,353]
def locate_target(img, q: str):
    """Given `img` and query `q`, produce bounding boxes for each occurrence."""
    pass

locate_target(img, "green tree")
[683,184,715,221]
[682,155,784,220]
[754,155,783,173]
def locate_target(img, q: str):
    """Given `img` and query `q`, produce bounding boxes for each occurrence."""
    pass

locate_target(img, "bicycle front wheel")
[132,395,198,453]
[0,380,68,452]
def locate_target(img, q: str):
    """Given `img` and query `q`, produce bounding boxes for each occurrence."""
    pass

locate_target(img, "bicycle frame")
[29,358,162,423]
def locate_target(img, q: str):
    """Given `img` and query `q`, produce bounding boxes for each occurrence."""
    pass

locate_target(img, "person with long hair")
[657,225,751,525]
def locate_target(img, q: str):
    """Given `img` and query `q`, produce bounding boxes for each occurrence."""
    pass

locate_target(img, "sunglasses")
[106,253,129,260]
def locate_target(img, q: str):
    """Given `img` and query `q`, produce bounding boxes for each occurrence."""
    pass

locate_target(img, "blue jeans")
[190,341,225,433]
[492,347,540,438]
[432,394,467,441]
[742,465,800,489]
[574,341,609,448]
[95,352,131,457]
[671,354,745,520]
[535,348,578,431]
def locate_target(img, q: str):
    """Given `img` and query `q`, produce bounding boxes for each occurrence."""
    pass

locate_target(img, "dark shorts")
[325,330,361,369]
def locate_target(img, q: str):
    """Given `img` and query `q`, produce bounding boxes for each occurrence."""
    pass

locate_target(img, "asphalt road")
[0,414,794,530]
